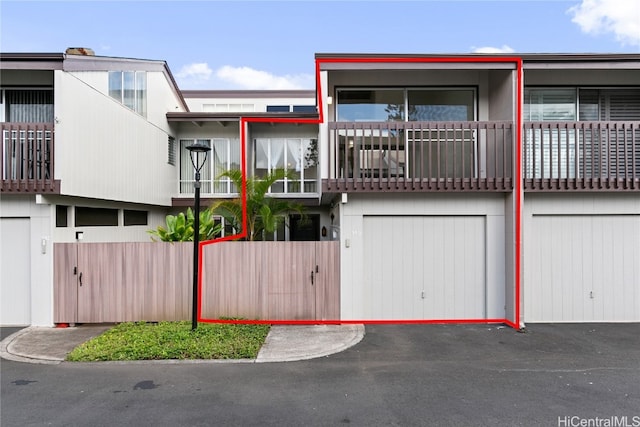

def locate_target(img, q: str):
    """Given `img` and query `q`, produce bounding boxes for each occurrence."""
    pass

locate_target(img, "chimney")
[65,47,95,56]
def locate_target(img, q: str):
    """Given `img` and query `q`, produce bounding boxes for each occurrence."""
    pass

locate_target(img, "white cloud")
[176,62,213,81]
[568,0,640,46]
[471,45,515,54]
[216,65,314,90]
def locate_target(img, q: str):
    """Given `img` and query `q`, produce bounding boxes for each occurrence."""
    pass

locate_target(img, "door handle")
[310,270,314,286]
[79,272,83,287]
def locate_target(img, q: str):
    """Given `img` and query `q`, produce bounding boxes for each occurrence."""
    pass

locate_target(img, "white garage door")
[525,215,640,322]
[363,216,486,320]
[1,218,31,325]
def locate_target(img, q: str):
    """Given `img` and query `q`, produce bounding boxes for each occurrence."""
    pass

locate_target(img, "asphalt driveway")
[2,323,639,426]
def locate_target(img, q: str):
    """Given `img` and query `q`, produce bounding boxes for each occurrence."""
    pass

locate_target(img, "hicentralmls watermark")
[558,416,640,427]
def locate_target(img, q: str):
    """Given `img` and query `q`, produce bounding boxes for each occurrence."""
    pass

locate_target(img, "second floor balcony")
[1,122,60,193]
[523,121,640,191]
[324,121,514,192]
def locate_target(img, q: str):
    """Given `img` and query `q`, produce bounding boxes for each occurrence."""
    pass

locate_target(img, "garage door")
[363,216,486,320]
[525,215,640,322]
[1,218,31,325]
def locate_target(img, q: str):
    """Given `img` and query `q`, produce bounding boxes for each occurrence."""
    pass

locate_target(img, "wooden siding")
[200,241,340,320]
[53,241,339,323]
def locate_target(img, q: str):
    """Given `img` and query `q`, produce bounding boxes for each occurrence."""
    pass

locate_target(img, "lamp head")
[186,141,211,173]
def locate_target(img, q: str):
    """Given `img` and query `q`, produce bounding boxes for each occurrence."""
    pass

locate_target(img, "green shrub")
[66,321,270,361]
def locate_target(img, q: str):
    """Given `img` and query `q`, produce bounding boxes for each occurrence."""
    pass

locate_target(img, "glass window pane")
[524,89,576,121]
[408,90,474,121]
[337,90,404,122]
[211,139,227,193]
[254,139,270,178]
[123,71,135,110]
[108,72,122,102]
[135,72,147,116]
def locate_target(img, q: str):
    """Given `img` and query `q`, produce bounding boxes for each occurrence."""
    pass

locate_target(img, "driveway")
[2,323,639,426]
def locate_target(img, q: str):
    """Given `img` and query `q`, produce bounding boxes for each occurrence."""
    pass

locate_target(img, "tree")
[211,168,306,241]
[148,207,221,242]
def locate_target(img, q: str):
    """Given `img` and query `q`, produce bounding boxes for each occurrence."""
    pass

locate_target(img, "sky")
[1,0,639,90]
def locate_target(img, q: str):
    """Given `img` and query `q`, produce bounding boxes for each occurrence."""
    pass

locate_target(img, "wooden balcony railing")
[324,121,514,192]
[1,123,60,193]
[523,121,640,191]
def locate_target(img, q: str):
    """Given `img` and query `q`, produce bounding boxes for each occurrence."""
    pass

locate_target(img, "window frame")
[335,87,477,122]
[108,71,147,117]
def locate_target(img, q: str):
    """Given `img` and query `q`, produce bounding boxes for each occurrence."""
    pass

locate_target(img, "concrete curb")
[1,324,366,365]
[0,327,62,365]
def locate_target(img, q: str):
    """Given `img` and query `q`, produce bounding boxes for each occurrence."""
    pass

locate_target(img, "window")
[336,88,475,122]
[523,88,640,179]
[179,138,241,194]
[266,105,290,113]
[56,205,68,228]
[75,207,118,227]
[264,105,317,113]
[524,88,640,122]
[203,104,254,112]
[254,138,318,193]
[290,214,320,241]
[108,71,147,116]
[123,210,148,226]
[337,90,404,121]
[408,90,474,121]
[292,105,317,113]
[4,89,54,122]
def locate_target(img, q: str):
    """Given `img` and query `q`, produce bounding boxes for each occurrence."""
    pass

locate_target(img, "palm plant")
[210,168,306,241]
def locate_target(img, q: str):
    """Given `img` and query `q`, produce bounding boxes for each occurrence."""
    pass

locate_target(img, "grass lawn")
[66,321,271,362]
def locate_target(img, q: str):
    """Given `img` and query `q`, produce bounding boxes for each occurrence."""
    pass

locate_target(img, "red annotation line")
[198,56,523,330]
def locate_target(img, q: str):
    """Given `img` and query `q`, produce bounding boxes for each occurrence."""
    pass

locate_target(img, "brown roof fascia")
[315,52,640,60]
[166,112,319,122]
[0,53,65,70]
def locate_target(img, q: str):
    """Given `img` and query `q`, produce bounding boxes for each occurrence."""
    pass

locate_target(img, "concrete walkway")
[0,324,365,364]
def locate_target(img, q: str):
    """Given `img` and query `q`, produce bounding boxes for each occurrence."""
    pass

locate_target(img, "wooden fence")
[54,241,340,324]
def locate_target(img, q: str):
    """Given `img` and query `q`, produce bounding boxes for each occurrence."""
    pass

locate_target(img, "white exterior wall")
[174,122,240,140]
[54,70,176,206]
[44,195,169,243]
[338,193,507,320]
[0,197,54,326]
[185,96,315,113]
[524,193,640,322]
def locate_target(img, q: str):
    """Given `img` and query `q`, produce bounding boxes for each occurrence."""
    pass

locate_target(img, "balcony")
[1,123,60,193]
[523,121,640,191]
[324,121,514,192]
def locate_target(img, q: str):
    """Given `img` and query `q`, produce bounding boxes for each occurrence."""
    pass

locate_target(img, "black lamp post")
[186,141,211,331]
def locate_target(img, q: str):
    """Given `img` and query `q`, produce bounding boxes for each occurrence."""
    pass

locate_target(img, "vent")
[65,47,95,56]
[168,137,176,165]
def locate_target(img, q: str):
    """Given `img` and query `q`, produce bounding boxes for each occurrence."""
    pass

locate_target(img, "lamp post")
[186,141,211,331]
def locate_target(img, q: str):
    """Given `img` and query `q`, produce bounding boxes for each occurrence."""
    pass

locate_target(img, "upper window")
[108,71,147,117]
[336,89,475,122]
[254,138,318,194]
[3,89,54,122]
[524,88,640,121]
[179,138,241,194]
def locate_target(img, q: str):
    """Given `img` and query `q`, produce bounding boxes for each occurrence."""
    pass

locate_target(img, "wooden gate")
[53,241,339,324]
[200,241,340,321]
